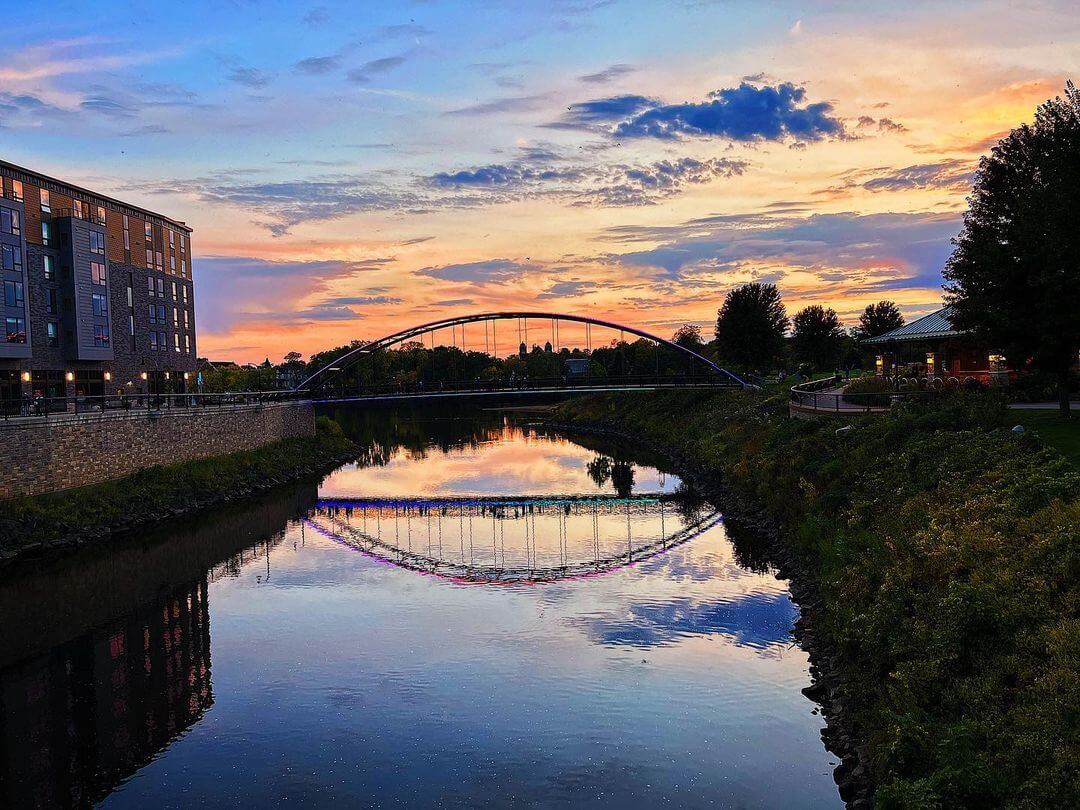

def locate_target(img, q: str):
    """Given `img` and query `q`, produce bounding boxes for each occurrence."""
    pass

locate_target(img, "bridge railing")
[0,389,310,426]
[789,377,931,414]
[311,373,740,400]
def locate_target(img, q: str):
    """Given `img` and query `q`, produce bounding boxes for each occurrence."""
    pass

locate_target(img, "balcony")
[53,207,106,226]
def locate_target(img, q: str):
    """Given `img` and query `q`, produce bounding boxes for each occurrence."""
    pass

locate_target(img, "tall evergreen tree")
[792,305,845,371]
[714,283,789,372]
[944,82,1080,418]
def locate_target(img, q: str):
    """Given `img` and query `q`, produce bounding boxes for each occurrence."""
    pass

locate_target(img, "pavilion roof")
[863,306,967,344]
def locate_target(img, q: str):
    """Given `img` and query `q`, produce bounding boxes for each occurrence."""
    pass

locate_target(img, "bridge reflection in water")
[307,494,720,584]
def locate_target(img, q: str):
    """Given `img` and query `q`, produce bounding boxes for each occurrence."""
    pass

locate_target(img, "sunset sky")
[2,1,1076,363]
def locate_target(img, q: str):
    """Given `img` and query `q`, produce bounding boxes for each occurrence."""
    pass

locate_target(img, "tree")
[856,301,905,339]
[672,324,705,351]
[715,283,789,373]
[283,351,303,365]
[791,305,845,372]
[944,82,1080,418]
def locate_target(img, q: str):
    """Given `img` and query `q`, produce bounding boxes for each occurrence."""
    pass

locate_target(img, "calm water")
[0,408,840,808]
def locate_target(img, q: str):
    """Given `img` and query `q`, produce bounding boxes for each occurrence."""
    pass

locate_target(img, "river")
[0,406,841,808]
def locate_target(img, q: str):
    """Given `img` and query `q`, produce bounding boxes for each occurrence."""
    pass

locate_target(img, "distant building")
[0,161,197,408]
[863,306,1013,383]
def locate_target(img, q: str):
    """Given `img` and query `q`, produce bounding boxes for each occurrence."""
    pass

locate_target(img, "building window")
[144,222,152,241]
[11,180,22,202]
[96,205,106,224]
[1,244,22,272]
[129,313,135,337]
[91,261,107,285]
[183,309,190,328]
[148,303,157,324]
[170,255,175,271]
[171,281,177,299]
[92,293,108,316]
[0,208,20,236]
[41,221,52,246]
[145,248,154,266]
[149,331,158,351]
[155,251,163,272]
[158,330,166,350]
[43,255,55,280]
[47,321,58,347]
[5,317,26,343]
[157,278,165,298]
[4,280,24,307]
[173,307,179,327]
[74,200,85,219]
[157,303,166,323]
[147,276,155,296]
[182,285,189,304]
[181,259,187,277]
[46,288,57,314]
[174,333,181,352]
[180,234,186,251]
[126,283,132,307]
[89,231,105,254]
[169,229,175,247]
[40,189,50,214]
[94,324,110,347]
[185,333,191,353]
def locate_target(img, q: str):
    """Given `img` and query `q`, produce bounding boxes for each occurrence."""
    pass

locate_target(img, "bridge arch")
[296,311,748,391]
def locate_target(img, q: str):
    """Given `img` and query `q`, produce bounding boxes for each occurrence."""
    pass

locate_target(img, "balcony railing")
[52,207,106,225]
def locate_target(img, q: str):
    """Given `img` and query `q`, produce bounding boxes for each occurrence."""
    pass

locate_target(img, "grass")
[1,415,356,555]
[1009,409,1080,468]
[554,390,1080,808]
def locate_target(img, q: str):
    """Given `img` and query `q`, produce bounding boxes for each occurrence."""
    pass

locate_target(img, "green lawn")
[1010,409,1080,467]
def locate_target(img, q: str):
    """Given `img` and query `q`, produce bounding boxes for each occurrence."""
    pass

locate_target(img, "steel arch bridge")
[297,311,748,396]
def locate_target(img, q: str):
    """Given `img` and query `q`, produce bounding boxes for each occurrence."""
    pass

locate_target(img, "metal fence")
[0,390,311,425]
[789,376,934,414]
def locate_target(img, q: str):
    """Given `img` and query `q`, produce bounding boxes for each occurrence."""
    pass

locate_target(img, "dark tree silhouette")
[715,283,789,372]
[856,301,905,339]
[944,82,1080,418]
[792,305,845,371]
[672,324,704,350]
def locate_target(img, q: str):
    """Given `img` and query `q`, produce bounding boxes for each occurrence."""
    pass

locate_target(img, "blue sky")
[2,0,1076,360]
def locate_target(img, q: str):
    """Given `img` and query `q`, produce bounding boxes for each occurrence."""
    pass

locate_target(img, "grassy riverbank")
[0,416,356,563]
[555,391,1080,808]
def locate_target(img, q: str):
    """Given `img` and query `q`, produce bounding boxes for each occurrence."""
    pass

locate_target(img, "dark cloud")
[295,55,341,75]
[556,82,846,143]
[227,66,271,88]
[607,209,962,289]
[537,280,600,299]
[426,156,748,207]
[416,259,537,284]
[346,56,408,83]
[857,115,907,134]
[578,64,636,84]
[860,160,974,192]
[192,256,393,332]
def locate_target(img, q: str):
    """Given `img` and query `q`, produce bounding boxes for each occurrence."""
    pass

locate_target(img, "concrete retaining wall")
[0,402,315,499]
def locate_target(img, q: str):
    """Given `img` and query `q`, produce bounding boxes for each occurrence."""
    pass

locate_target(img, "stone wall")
[0,402,315,499]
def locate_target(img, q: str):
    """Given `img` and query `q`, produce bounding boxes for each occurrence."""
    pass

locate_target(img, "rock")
[835,424,854,436]
[802,681,828,701]
[1011,424,1025,434]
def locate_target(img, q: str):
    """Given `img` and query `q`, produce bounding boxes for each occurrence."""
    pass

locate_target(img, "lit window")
[183,309,189,328]
[94,324,111,348]
[5,317,25,343]
[173,307,179,327]
[155,251,163,271]
[43,255,55,280]
[89,232,105,254]
[4,280,24,307]
[185,334,191,353]
[168,230,175,247]
[129,314,134,336]
[97,205,106,224]
[92,293,108,317]
[182,285,189,304]
[41,221,52,245]
[11,180,22,202]
[40,189,50,213]
[75,200,85,219]
[91,261,107,285]
[144,222,152,241]
[174,333,181,352]
[47,321,58,347]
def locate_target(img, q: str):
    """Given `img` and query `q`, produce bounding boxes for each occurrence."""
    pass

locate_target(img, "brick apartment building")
[0,160,197,409]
